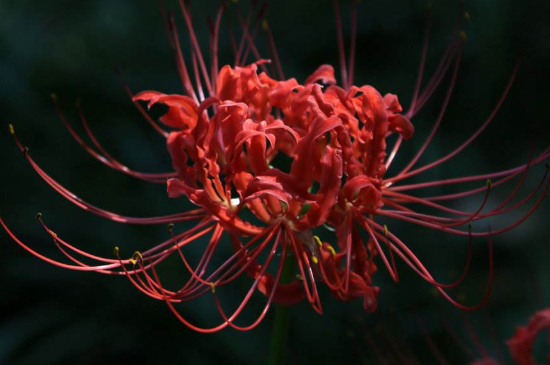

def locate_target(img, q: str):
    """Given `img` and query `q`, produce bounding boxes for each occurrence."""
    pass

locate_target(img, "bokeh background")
[1,0,549,364]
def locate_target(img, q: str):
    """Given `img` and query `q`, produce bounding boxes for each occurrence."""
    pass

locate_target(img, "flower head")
[1,0,549,332]
[507,309,550,365]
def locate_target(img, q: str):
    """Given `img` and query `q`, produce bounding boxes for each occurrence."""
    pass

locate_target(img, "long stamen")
[114,70,170,138]
[11,130,202,225]
[191,50,205,102]
[363,216,473,289]
[263,20,284,80]
[416,314,452,365]
[378,170,549,237]
[407,10,432,117]
[177,0,213,96]
[211,229,284,331]
[399,48,463,176]
[347,0,358,88]
[0,215,128,272]
[53,95,174,183]
[389,63,520,184]
[209,5,224,91]
[233,2,254,66]
[388,146,550,192]
[150,261,230,333]
[462,313,491,358]
[371,218,494,310]
[168,12,200,101]
[362,218,399,282]
[333,0,348,89]
[224,8,239,60]
[77,99,177,182]
[288,228,322,313]
[235,8,270,73]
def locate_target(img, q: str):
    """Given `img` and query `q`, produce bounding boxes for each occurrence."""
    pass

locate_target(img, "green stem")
[267,253,296,365]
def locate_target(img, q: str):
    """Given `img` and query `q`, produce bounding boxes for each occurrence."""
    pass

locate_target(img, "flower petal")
[133,91,198,130]
[305,64,337,86]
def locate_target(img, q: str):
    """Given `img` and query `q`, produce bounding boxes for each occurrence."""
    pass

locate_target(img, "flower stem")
[267,253,296,365]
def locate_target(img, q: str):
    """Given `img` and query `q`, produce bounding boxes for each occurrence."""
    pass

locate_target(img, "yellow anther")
[129,258,137,266]
[48,229,57,237]
[312,256,319,265]
[383,224,389,237]
[262,20,269,32]
[168,223,174,233]
[486,179,492,189]
[132,251,143,262]
[113,246,120,257]
[210,282,216,293]
[459,30,467,43]
[327,245,336,256]
[8,124,15,135]
[464,12,471,22]
[296,274,304,281]
[313,235,323,247]
[35,212,43,221]
[50,93,58,102]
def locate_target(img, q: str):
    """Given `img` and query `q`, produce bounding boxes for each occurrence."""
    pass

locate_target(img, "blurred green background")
[1,0,549,364]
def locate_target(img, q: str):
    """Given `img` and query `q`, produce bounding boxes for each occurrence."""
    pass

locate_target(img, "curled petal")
[217,65,240,101]
[260,169,316,202]
[290,115,343,189]
[133,91,198,130]
[343,175,383,211]
[242,189,291,207]
[383,93,403,113]
[167,178,192,198]
[389,114,414,140]
[343,272,379,312]
[167,131,195,181]
[269,78,300,108]
[244,175,293,206]
[352,85,388,124]
[307,146,343,226]
[305,64,337,86]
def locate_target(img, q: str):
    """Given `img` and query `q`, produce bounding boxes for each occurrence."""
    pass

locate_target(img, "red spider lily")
[507,309,550,365]
[358,264,550,364]
[419,308,550,365]
[1,0,549,333]
[364,308,550,364]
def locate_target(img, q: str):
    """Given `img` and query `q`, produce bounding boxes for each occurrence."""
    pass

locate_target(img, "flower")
[507,309,550,365]
[1,0,548,333]
[365,308,550,364]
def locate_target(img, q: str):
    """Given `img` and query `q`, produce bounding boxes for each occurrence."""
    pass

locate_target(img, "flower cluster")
[1,1,549,332]
[136,58,416,311]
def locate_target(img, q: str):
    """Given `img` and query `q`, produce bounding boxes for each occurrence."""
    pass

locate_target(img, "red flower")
[1,1,548,333]
[507,309,550,365]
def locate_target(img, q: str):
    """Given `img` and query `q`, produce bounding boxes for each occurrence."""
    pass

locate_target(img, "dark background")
[1,0,549,364]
